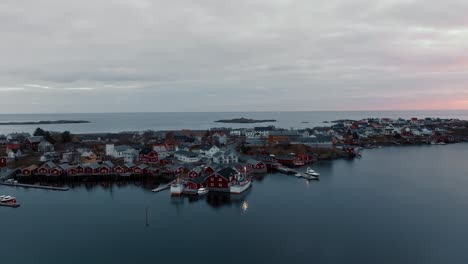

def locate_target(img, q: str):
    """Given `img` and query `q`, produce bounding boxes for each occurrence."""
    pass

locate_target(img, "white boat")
[5,179,18,184]
[295,173,302,177]
[305,167,320,177]
[0,195,17,203]
[302,174,319,180]
[197,187,208,195]
[230,178,252,194]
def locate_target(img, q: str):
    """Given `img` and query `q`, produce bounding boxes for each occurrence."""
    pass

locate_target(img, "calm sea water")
[0,110,468,134]
[1,143,468,264]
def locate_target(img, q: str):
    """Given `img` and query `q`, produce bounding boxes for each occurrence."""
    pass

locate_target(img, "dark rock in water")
[215,117,276,123]
[0,120,91,125]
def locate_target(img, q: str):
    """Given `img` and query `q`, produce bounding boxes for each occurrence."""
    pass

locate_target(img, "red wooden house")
[246,159,267,173]
[21,165,38,176]
[67,166,79,175]
[38,162,56,175]
[166,165,184,176]
[99,166,111,174]
[188,167,203,178]
[204,167,237,191]
[139,148,158,163]
[114,165,125,174]
[275,155,304,167]
[203,165,215,175]
[75,165,84,174]
[26,136,44,151]
[133,164,149,174]
[185,177,206,191]
[296,153,314,164]
[0,156,6,167]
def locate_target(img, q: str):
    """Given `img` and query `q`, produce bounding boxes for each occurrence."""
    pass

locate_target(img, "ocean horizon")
[0,110,468,135]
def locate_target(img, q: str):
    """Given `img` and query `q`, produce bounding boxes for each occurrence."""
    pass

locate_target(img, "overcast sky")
[1,0,467,113]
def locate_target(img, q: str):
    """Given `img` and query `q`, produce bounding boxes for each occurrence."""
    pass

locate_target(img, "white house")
[7,149,22,159]
[38,141,54,152]
[212,132,228,145]
[230,130,242,136]
[106,144,137,163]
[212,150,238,164]
[174,151,201,163]
[245,126,275,138]
[199,145,220,157]
[153,144,171,159]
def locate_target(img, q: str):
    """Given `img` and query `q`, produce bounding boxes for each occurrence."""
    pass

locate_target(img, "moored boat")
[305,167,320,177]
[302,174,319,180]
[0,195,17,204]
[197,187,208,195]
[230,178,252,194]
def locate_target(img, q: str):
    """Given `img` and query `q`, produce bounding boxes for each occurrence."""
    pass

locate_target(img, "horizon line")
[0,109,468,115]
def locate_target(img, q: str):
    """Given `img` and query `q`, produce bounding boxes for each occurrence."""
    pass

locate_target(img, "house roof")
[139,147,154,155]
[124,162,135,168]
[27,136,44,143]
[167,164,183,171]
[45,161,57,168]
[199,144,216,151]
[189,166,203,174]
[86,163,101,170]
[246,159,262,165]
[216,167,238,179]
[59,163,71,170]
[137,163,148,170]
[114,145,132,152]
[175,150,199,158]
[103,160,115,168]
[23,165,38,170]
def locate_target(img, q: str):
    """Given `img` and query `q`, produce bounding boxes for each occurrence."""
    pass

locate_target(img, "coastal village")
[0,117,467,202]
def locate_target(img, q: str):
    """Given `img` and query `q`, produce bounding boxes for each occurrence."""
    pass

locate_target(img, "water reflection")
[241,201,248,213]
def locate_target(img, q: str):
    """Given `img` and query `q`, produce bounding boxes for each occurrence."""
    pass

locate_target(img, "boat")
[197,187,208,195]
[0,195,17,204]
[302,174,319,180]
[5,179,18,184]
[230,178,252,194]
[295,173,302,178]
[305,167,320,177]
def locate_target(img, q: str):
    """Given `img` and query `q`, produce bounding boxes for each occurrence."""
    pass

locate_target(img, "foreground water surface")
[1,143,468,264]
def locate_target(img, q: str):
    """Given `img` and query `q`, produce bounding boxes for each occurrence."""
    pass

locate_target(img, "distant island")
[215,117,276,123]
[0,120,90,125]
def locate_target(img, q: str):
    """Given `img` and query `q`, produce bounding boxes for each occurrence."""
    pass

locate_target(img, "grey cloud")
[1,0,467,113]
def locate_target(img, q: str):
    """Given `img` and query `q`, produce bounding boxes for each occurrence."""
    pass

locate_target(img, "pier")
[275,166,297,175]
[151,180,175,192]
[0,182,69,191]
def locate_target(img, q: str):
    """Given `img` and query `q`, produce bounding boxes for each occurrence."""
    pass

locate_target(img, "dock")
[151,180,175,193]
[0,182,69,191]
[275,166,297,175]
[0,203,20,208]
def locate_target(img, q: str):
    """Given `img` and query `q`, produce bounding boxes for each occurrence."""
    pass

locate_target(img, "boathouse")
[246,159,267,173]
[139,148,158,163]
[0,156,6,167]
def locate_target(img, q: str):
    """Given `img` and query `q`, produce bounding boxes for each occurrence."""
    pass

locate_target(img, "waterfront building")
[246,159,267,173]
[139,147,158,163]
[212,150,238,164]
[0,156,6,167]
